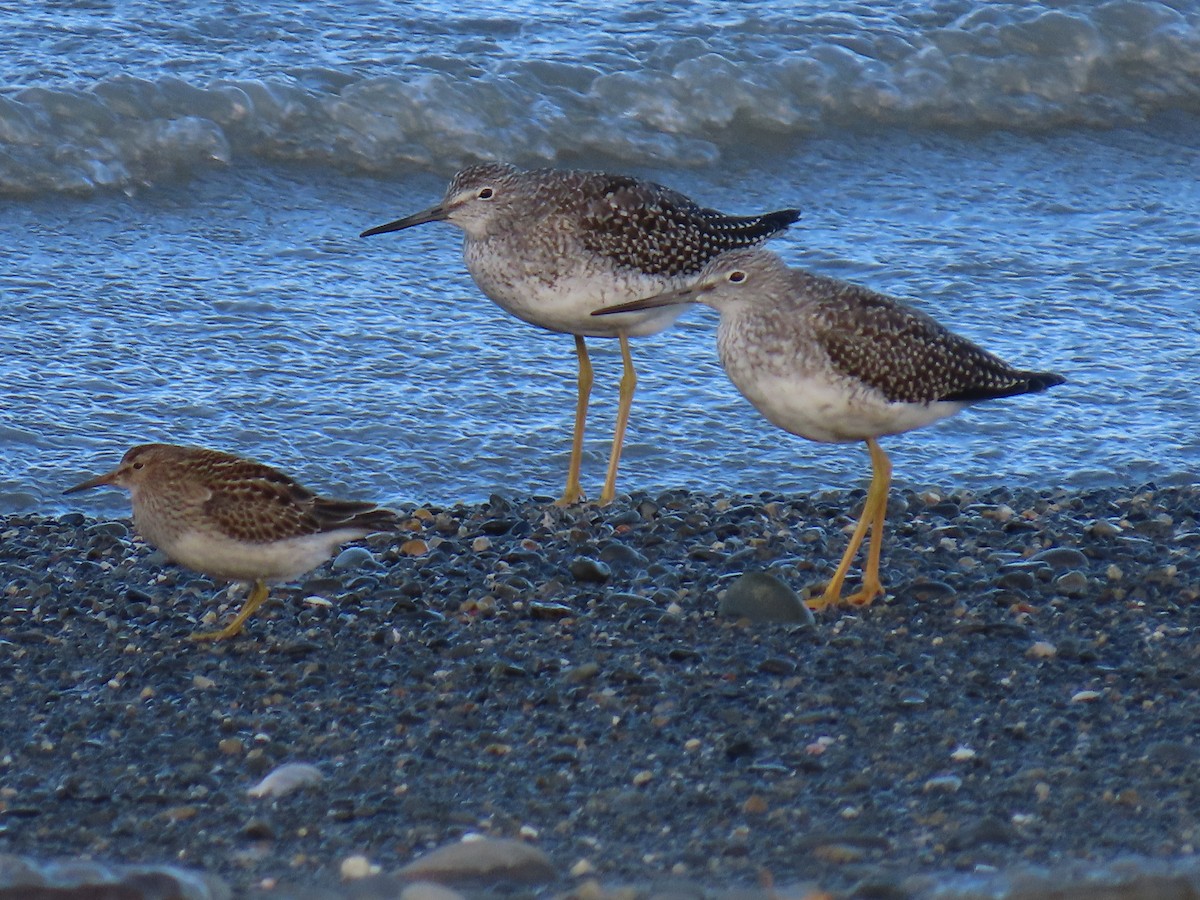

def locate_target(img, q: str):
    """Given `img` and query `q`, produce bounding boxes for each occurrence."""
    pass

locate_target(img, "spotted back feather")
[574,172,801,277]
[799,273,1065,405]
[126,444,399,544]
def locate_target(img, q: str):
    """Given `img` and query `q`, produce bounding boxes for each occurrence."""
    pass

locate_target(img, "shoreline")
[2,482,1198,898]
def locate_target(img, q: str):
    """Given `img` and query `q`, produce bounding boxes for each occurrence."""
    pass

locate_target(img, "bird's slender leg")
[844,438,891,607]
[809,438,891,611]
[556,334,592,507]
[599,332,636,506]
[190,579,270,642]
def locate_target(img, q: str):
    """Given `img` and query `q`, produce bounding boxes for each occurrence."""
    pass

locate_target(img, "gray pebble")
[1030,547,1089,570]
[569,556,612,584]
[332,546,379,571]
[718,572,814,624]
[1053,570,1090,597]
[398,837,556,885]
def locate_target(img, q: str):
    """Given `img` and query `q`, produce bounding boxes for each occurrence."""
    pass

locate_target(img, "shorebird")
[64,443,399,640]
[594,248,1065,610]
[360,163,800,506]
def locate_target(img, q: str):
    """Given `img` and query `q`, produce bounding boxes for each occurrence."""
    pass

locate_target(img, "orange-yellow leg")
[599,333,636,506]
[190,579,270,641]
[555,334,592,507]
[808,438,892,611]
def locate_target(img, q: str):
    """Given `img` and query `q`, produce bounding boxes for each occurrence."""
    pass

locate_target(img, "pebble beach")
[2,480,1199,898]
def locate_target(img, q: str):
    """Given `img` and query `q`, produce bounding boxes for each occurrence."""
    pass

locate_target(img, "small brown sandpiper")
[65,443,399,640]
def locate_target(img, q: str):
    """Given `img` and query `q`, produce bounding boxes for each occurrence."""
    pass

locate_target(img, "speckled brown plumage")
[64,443,399,639]
[591,248,1065,611]
[564,171,800,278]
[361,162,802,506]
[145,445,397,544]
[800,271,1062,406]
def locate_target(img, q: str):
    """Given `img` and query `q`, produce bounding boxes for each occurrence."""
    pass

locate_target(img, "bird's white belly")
[156,529,360,583]
[467,251,683,338]
[730,371,967,445]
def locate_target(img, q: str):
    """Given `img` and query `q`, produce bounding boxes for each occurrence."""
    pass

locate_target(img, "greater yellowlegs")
[594,248,1065,609]
[361,163,800,506]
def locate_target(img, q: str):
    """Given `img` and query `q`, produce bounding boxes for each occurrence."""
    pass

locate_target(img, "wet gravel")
[1,482,1199,899]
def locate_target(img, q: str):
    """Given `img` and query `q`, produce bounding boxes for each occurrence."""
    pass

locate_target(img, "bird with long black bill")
[594,248,1064,610]
[361,163,800,506]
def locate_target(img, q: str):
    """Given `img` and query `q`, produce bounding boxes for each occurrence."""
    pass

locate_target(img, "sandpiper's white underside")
[137,520,369,583]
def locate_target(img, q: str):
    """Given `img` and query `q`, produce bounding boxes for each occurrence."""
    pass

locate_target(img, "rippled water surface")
[1,1,1198,513]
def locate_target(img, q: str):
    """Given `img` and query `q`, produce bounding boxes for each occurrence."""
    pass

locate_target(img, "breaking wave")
[2,1,1198,194]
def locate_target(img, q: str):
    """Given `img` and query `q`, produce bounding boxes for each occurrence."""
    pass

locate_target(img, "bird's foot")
[844,580,885,608]
[805,579,884,611]
[188,621,246,642]
[554,484,587,507]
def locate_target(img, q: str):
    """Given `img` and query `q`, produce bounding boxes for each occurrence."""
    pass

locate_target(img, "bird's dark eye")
[478,187,494,199]
[728,270,747,284]
[132,462,144,470]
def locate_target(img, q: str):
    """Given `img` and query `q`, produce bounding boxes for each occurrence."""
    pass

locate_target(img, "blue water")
[2,1,1199,514]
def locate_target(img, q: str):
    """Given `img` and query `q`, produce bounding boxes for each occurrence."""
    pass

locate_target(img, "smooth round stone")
[398,837,556,885]
[1030,547,1089,570]
[718,572,815,625]
[569,557,611,584]
[332,546,379,571]
[598,541,649,570]
[86,521,129,539]
[1053,570,1090,597]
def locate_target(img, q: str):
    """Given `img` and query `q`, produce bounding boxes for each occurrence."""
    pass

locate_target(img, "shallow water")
[1,1,1198,514]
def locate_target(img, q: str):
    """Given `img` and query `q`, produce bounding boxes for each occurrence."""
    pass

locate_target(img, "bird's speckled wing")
[577,174,800,278]
[196,454,327,544]
[804,274,1055,405]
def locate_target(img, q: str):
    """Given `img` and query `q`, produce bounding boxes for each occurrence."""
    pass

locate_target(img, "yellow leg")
[599,333,636,506]
[845,438,891,606]
[190,579,271,642]
[808,438,892,611]
[555,334,591,507]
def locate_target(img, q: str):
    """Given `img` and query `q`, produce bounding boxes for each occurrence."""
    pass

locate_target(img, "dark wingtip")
[1026,371,1067,393]
[942,370,1066,403]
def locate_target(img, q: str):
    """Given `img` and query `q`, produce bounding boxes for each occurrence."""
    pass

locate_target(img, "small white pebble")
[1106,564,1123,581]
[247,762,324,798]
[340,855,379,880]
[1011,812,1036,826]
[570,858,595,877]
[192,675,215,690]
[519,824,538,839]
[805,736,836,756]
[1071,690,1102,703]
[684,738,701,751]
[665,602,683,617]
[472,536,492,552]
[991,504,1015,523]
[1035,782,1051,802]
[632,770,654,786]
[303,595,333,608]
[950,746,976,762]
[839,805,861,819]
[1027,641,1057,659]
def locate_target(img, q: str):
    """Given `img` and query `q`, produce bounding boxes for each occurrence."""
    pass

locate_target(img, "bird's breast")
[464,240,686,337]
